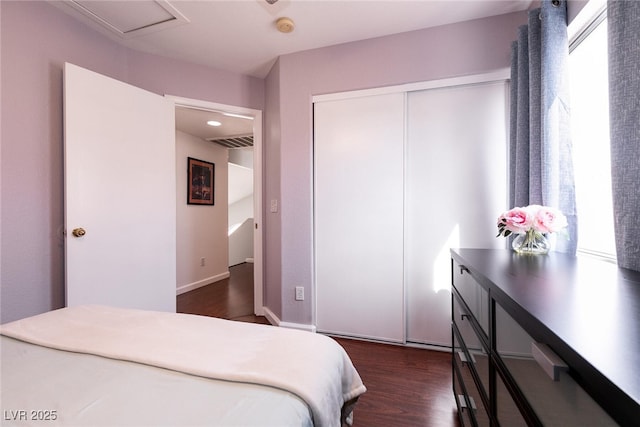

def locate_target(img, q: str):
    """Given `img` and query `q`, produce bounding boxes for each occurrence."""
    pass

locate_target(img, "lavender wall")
[0,1,263,323]
[264,60,282,318]
[267,11,528,325]
[1,1,556,326]
[126,52,263,111]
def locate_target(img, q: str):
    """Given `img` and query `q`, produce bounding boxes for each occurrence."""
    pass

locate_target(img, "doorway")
[170,96,264,316]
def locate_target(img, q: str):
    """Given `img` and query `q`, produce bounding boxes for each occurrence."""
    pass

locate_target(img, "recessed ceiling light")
[207,120,222,127]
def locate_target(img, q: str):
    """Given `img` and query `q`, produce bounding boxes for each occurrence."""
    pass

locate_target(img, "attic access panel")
[65,0,189,38]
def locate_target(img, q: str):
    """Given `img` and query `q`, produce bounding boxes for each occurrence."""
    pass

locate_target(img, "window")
[568,0,616,260]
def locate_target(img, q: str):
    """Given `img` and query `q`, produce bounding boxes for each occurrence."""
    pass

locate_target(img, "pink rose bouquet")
[497,205,567,238]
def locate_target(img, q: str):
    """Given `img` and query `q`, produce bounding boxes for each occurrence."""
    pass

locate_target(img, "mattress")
[0,305,366,427]
[1,336,313,426]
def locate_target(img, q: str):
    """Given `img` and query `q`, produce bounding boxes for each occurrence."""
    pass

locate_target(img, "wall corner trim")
[263,307,317,333]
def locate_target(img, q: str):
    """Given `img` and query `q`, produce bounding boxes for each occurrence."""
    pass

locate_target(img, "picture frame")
[187,157,215,205]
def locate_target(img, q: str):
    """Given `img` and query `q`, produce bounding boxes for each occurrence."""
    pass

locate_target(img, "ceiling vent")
[63,0,189,39]
[208,135,254,149]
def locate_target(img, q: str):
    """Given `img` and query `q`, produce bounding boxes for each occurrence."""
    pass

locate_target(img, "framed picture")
[187,157,215,205]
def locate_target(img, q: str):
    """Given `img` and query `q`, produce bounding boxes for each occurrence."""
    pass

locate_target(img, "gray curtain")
[509,0,577,254]
[608,0,640,271]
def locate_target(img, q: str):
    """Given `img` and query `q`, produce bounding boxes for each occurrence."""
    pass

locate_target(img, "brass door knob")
[72,228,86,237]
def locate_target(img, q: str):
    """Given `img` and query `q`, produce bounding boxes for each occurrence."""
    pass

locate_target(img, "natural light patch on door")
[433,224,460,294]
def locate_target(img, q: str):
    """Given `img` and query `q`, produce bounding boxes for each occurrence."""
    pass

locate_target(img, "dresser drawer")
[495,366,530,427]
[453,348,490,427]
[453,288,488,353]
[453,323,490,421]
[452,259,489,336]
[495,304,618,426]
[453,359,476,427]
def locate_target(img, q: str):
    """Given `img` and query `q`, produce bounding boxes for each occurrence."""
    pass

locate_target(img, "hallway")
[176,262,268,324]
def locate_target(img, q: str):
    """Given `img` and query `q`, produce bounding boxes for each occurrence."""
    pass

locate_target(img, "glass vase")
[512,230,550,255]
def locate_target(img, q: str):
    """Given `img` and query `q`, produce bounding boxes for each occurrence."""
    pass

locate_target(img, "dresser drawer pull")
[457,395,477,412]
[459,265,469,275]
[532,342,568,381]
[458,351,476,365]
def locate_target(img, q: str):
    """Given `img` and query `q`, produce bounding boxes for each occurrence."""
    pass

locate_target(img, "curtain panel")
[509,0,577,254]
[608,0,640,272]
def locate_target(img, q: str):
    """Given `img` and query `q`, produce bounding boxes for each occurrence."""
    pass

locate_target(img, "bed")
[0,305,366,426]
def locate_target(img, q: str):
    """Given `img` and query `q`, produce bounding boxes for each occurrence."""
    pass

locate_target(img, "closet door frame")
[312,69,510,344]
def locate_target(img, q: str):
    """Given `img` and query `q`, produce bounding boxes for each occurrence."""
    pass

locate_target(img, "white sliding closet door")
[405,82,508,345]
[314,93,405,343]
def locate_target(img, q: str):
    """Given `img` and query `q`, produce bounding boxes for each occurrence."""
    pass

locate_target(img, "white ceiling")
[175,106,254,143]
[52,0,532,141]
[53,0,532,79]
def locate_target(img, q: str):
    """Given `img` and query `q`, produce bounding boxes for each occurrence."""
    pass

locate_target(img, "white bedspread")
[0,305,366,427]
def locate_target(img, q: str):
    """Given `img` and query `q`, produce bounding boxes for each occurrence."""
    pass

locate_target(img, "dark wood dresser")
[450,248,640,426]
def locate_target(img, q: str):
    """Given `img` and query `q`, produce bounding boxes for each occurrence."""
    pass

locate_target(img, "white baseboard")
[262,307,316,332]
[176,271,230,295]
[262,306,279,326]
[280,321,317,333]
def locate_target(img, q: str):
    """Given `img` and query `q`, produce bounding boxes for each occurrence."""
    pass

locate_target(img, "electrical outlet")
[295,286,304,301]
[200,257,205,266]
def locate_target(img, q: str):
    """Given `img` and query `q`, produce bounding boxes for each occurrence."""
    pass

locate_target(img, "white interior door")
[64,62,176,312]
[314,93,405,343]
[405,81,508,345]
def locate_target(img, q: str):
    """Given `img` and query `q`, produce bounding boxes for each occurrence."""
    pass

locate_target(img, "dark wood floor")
[177,263,460,427]
[177,262,270,324]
